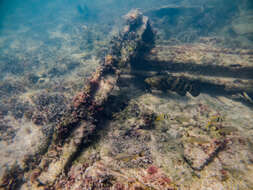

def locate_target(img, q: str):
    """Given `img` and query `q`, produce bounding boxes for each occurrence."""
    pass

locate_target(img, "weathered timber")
[142,43,253,98]
[144,44,253,77]
[14,9,155,189]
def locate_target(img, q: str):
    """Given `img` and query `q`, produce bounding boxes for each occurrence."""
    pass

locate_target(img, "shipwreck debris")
[8,9,155,189]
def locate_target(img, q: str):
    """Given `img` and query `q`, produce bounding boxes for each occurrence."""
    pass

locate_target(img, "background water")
[1,0,251,83]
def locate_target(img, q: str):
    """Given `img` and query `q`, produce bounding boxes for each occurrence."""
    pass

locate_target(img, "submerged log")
[142,42,253,99]
[53,9,154,145]
[13,9,155,188]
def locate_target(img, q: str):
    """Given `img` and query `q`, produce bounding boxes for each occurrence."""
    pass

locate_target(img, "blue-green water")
[0,0,252,80]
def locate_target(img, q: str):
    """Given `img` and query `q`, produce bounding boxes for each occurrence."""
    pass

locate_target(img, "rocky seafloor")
[0,1,253,190]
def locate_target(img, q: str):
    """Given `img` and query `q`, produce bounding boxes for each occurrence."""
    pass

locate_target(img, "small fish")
[77,4,89,15]
[185,136,210,144]
[210,115,223,122]
[115,151,145,162]
[241,92,253,103]
[76,4,97,20]
[219,126,238,134]
[156,113,165,121]
[175,116,189,123]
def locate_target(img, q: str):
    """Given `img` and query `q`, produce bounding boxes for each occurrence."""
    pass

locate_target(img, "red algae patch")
[147,165,158,175]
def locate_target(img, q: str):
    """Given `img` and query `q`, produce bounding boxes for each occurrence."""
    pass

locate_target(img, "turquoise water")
[0,0,251,80]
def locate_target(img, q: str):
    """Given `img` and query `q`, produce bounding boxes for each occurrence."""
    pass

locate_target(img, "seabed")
[0,2,253,190]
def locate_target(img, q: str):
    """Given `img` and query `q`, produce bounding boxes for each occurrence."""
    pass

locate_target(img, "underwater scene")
[0,0,253,189]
